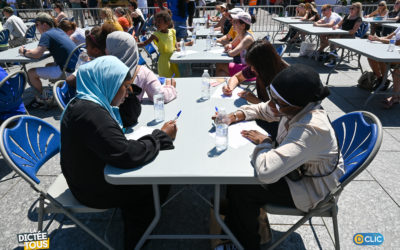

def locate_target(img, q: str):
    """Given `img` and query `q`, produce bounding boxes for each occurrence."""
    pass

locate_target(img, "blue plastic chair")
[138,53,147,66]
[275,44,287,57]
[0,29,10,48]
[139,35,159,71]
[0,115,114,249]
[263,111,382,250]
[25,24,37,40]
[53,80,76,110]
[0,70,28,123]
[355,22,370,39]
[127,26,135,35]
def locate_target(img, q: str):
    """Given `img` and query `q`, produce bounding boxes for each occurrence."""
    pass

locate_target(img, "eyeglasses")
[378,4,384,6]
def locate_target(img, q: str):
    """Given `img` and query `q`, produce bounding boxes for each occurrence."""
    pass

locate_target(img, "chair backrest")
[0,115,60,185]
[0,70,27,120]
[62,43,85,75]
[276,44,287,57]
[53,80,76,110]
[0,29,10,45]
[140,35,158,55]
[355,22,369,38]
[127,26,135,35]
[331,111,382,187]
[25,24,37,39]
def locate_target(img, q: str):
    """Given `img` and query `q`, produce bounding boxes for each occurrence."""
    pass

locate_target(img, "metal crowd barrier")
[10,4,396,32]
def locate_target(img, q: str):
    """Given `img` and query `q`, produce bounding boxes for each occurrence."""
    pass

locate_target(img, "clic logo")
[353,233,384,246]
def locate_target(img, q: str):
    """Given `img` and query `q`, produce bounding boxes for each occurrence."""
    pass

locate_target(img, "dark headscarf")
[270,64,330,107]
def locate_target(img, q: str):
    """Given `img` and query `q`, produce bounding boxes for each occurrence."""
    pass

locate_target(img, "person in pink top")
[106,31,177,103]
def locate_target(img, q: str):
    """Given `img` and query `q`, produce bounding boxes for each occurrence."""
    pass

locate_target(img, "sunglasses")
[378,4,384,6]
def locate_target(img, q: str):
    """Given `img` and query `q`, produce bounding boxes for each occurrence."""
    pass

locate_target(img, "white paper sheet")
[209,121,269,149]
[209,47,225,54]
[125,126,155,140]
[175,50,198,57]
[211,84,244,100]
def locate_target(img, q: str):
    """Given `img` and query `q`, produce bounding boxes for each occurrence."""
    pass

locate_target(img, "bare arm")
[137,34,158,47]
[365,9,378,18]
[228,36,253,57]
[348,20,362,35]
[19,45,46,59]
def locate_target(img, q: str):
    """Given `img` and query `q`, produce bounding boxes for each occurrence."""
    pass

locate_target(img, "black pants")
[188,1,196,27]
[77,184,170,250]
[225,179,294,250]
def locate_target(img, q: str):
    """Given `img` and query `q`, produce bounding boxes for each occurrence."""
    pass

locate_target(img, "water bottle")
[388,37,396,52]
[75,51,89,70]
[153,87,165,122]
[215,108,229,151]
[180,40,186,55]
[201,69,210,100]
[206,34,212,51]
[285,11,288,17]
[212,35,217,47]
[192,30,196,44]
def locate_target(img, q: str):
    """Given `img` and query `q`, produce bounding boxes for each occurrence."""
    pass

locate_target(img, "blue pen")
[171,73,175,85]
[173,110,182,121]
[215,106,218,112]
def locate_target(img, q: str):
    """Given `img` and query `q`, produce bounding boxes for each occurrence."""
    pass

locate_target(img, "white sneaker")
[325,59,337,68]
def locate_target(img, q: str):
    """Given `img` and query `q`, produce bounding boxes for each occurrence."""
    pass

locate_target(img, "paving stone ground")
[0,30,399,250]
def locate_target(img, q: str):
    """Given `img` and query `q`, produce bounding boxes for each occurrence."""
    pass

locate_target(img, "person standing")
[70,0,85,28]
[2,7,27,47]
[88,0,100,25]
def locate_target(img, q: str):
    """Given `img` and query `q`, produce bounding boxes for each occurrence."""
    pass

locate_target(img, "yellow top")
[228,27,253,40]
[153,29,176,55]
[105,20,123,31]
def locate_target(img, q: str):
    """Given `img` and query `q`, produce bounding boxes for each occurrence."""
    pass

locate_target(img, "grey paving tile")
[265,225,334,250]
[322,181,400,250]
[0,172,20,199]
[366,151,400,207]
[385,128,400,142]
[380,130,400,152]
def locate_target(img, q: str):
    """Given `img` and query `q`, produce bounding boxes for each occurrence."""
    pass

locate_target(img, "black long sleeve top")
[60,99,174,206]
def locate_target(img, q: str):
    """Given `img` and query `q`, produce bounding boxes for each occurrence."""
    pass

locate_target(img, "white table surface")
[362,17,396,23]
[104,77,263,185]
[190,27,223,38]
[382,23,400,29]
[272,17,312,24]
[0,41,50,63]
[170,39,233,64]
[329,38,400,63]
[289,23,349,35]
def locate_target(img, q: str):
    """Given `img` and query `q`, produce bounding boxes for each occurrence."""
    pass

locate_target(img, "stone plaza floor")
[0,33,399,250]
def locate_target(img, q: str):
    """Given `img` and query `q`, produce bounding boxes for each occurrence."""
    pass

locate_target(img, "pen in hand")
[170,73,175,85]
[173,110,182,121]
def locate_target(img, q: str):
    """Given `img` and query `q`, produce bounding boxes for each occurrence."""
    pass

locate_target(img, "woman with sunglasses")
[364,0,388,36]
[214,64,344,249]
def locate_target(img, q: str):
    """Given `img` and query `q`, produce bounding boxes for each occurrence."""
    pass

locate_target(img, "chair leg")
[332,206,340,250]
[104,208,117,243]
[267,214,313,250]
[37,194,45,231]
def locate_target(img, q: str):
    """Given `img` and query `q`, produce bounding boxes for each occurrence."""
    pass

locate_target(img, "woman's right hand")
[161,121,177,140]
[222,85,233,96]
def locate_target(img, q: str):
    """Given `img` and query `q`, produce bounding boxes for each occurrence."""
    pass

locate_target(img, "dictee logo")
[353,233,384,246]
[17,231,50,250]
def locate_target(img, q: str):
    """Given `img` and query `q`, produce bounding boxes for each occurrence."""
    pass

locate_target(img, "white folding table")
[104,78,263,250]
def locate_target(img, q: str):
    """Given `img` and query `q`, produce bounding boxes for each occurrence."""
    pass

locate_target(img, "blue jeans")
[173,20,188,40]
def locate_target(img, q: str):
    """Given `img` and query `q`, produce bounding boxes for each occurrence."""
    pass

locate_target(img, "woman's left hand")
[241,130,270,145]
[237,91,260,104]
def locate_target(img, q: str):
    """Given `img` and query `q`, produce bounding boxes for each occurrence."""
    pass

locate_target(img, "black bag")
[119,84,142,128]
[357,71,377,91]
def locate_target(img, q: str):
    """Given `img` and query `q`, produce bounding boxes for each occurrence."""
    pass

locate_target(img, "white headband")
[270,84,296,107]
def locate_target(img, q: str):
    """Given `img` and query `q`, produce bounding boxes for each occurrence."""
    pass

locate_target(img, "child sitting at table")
[137,11,193,78]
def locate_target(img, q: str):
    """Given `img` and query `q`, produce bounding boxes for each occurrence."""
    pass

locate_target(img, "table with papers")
[104,78,266,249]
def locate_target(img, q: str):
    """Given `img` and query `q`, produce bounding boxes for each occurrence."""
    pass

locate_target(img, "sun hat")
[231,11,251,25]
[35,12,55,26]
[228,8,244,15]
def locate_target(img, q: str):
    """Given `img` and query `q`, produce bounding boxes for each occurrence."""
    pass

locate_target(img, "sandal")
[382,96,400,109]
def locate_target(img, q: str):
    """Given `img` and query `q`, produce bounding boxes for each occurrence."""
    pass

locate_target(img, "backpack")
[357,71,377,91]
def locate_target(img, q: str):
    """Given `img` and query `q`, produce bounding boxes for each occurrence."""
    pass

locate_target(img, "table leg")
[134,184,161,250]
[358,54,363,74]
[364,63,390,107]
[326,48,345,85]
[213,184,244,250]
[272,23,283,43]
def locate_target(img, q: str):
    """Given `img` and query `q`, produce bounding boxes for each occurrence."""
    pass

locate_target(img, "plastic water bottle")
[285,11,288,17]
[206,34,212,51]
[192,30,196,44]
[75,51,89,70]
[180,40,186,55]
[388,37,396,52]
[153,87,165,122]
[215,108,229,151]
[201,69,210,100]
[212,35,217,47]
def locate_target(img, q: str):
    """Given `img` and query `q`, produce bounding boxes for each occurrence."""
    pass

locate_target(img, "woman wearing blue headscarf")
[60,56,177,249]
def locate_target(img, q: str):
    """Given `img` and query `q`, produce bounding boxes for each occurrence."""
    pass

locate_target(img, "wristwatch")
[23,48,27,56]
[233,112,239,122]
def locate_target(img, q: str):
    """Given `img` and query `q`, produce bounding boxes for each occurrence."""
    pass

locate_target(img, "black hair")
[55,3,64,11]
[155,10,172,25]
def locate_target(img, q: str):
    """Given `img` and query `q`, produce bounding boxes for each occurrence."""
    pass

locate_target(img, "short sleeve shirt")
[394,27,400,41]
[3,15,27,38]
[39,28,78,70]
[323,12,342,26]
[168,0,187,22]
